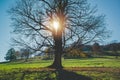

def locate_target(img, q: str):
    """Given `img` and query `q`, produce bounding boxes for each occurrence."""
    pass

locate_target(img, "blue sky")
[0,0,15,62]
[90,0,120,43]
[0,0,120,62]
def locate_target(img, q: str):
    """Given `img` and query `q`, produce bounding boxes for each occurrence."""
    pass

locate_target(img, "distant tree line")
[5,42,120,62]
[44,42,120,59]
[101,42,120,58]
[5,48,33,62]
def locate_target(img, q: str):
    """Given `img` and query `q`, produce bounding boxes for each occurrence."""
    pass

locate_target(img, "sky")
[0,0,120,62]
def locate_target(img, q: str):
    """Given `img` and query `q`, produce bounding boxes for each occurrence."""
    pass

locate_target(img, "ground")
[0,56,120,80]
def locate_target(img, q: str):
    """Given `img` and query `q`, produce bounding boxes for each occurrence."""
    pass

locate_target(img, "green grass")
[0,56,120,70]
[0,60,52,70]
[0,56,120,80]
[63,57,120,67]
[0,67,120,80]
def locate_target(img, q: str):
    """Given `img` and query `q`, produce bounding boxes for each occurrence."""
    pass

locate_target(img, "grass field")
[0,56,120,80]
[0,56,120,70]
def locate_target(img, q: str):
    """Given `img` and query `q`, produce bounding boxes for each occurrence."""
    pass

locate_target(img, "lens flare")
[53,21,59,33]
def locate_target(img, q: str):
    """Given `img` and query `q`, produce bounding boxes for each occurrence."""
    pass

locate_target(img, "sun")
[53,20,59,32]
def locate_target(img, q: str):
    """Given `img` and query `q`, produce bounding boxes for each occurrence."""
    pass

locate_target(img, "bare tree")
[9,0,108,68]
[20,48,31,62]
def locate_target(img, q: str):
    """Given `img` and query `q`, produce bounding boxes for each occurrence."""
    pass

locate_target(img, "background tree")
[44,47,54,59]
[92,42,101,56]
[14,50,21,60]
[109,43,119,58]
[5,48,16,61]
[20,48,31,62]
[9,0,108,68]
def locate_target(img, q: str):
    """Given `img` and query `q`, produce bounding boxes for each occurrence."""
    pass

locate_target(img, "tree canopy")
[9,0,108,50]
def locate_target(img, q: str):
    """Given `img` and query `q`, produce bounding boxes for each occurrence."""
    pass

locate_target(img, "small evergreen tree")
[5,48,16,61]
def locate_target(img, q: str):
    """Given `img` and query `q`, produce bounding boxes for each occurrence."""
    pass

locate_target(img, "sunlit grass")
[63,58,120,67]
[0,60,52,70]
[0,56,120,70]
[0,56,120,80]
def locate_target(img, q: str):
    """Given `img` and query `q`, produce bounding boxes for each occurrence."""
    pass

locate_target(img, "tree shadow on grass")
[0,68,92,80]
[21,68,92,80]
[55,69,92,80]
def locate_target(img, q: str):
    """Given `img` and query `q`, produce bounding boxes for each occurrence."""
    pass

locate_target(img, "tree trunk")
[49,33,63,69]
